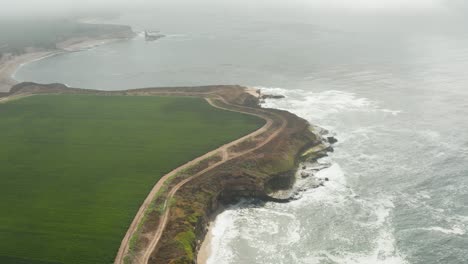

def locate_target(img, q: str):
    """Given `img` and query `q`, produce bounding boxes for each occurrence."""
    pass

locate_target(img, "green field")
[0,94,264,264]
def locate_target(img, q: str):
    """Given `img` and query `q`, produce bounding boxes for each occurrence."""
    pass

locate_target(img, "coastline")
[197,203,227,264]
[0,51,57,92]
[0,36,131,93]
[4,83,328,264]
[125,89,326,263]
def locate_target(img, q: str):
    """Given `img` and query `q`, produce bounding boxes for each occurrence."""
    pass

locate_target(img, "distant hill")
[0,18,133,57]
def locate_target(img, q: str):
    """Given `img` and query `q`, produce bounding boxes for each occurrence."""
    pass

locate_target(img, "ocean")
[14,5,468,263]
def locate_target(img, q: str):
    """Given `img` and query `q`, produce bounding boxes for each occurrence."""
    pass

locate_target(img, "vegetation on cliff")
[117,87,323,264]
[146,107,320,263]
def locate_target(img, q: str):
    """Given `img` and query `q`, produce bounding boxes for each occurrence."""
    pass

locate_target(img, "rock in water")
[261,94,285,100]
[327,136,338,144]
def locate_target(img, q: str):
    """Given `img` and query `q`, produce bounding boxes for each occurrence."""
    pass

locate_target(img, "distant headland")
[0,19,135,93]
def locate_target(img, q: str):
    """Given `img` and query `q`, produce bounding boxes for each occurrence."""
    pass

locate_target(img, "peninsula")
[0,83,333,264]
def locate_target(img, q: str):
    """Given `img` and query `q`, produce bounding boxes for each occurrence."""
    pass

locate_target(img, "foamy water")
[206,89,410,264]
[203,83,468,263]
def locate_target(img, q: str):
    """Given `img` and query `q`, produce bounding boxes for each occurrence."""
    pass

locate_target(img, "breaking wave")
[206,87,408,264]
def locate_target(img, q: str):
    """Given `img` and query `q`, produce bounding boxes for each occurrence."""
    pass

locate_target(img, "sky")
[0,0,466,18]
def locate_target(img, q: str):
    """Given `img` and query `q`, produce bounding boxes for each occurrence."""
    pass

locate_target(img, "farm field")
[0,94,264,264]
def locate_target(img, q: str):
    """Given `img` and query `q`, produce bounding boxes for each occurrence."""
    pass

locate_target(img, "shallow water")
[15,6,468,264]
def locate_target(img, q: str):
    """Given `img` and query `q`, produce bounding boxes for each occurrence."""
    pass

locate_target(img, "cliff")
[123,87,327,264]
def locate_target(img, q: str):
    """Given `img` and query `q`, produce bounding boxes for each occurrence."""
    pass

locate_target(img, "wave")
[257,87,401,133]
[207,159,407,264]
[302,229,407,264]
[206,208,237,264]
[259,87,375,119]
[206,86,408,264]
[262,87,407,263]
[419,226,466,235]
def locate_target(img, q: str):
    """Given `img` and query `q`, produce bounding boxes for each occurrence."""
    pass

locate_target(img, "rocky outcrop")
[327,136,338,144]
[261,94,285,100]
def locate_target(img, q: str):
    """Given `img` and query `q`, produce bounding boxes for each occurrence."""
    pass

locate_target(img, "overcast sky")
[0,0,466,18]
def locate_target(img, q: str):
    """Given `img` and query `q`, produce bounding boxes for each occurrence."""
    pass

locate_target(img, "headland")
[0,21,135,92]
[2,82,334,264]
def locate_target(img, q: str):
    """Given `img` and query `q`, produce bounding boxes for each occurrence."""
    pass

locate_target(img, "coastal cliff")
[2,83,330,264]
[124,87,329,264]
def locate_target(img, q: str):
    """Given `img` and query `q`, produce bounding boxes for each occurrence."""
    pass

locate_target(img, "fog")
[1,0,467,18]
[1,0,467,39]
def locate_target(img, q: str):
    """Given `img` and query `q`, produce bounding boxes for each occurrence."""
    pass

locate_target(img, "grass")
[0,94,264,264]
[175,231,196,261]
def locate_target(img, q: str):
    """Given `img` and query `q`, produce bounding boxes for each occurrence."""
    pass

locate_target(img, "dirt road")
[137,98,286,264]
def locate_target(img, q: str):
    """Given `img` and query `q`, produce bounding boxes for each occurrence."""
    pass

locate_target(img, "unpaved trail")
[0,94,32,104]
[137,97,287,264]
[115,94,283,264]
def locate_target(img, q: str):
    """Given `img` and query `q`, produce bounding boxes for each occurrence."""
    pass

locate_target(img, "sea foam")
[206,87,408,264]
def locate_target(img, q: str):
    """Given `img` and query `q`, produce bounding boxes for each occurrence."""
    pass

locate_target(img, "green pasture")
[0,94,263,264]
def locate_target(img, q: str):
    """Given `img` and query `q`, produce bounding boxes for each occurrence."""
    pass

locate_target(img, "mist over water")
[14,1,468,263]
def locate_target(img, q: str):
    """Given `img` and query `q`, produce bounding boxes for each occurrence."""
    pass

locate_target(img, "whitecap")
[206,209,238,264]
[381,109,403,116]
[302,228,408,264]
[419,225,466,235]
[257,86,401,124]
[206,86,408,264]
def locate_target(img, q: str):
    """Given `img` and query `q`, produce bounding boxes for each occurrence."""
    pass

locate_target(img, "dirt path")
[114,94,284,264]
[0,93,32,104]
[136,97,287,264]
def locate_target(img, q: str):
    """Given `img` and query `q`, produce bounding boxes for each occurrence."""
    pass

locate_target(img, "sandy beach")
[0,52,57,92]
[0,37,125,93]
[196,203,228,264]
[197,222,214,264]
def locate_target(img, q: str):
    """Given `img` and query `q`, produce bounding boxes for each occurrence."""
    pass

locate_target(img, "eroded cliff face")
[147,92,327,264]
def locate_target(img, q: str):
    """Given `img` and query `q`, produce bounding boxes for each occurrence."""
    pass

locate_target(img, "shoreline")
[0,51,58,92]
[126,89,325,263]
[197,204,227,264]
[0,37,130,93]
[5,83,326,264]
[113,90,280,264]
[197,221,214,264]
